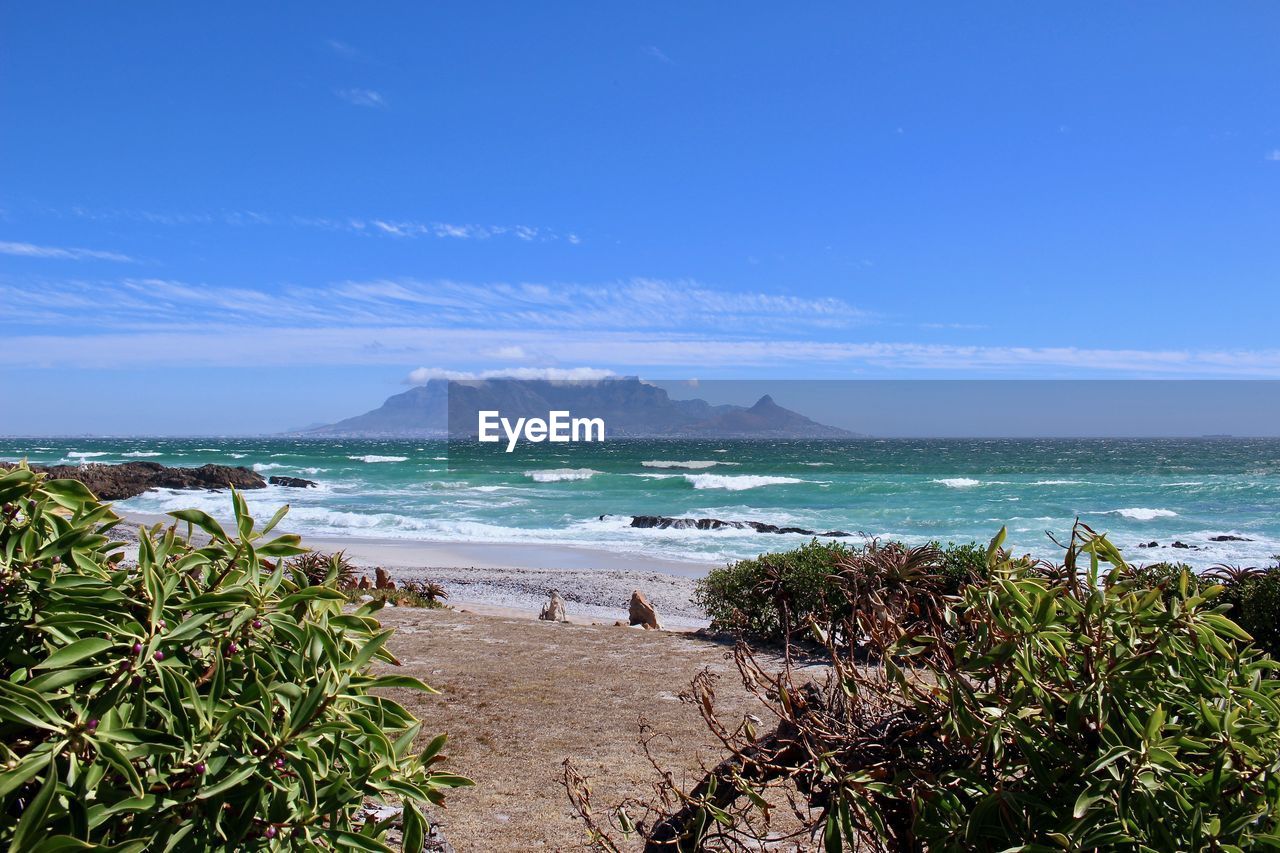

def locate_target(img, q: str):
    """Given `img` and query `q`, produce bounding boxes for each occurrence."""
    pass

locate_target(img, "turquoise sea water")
[3,437,1278,569]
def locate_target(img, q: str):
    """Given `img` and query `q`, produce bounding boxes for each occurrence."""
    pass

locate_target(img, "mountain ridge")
[304,378,861,439]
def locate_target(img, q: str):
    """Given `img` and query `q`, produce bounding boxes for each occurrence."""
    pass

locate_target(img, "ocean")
[3,437,1278,570]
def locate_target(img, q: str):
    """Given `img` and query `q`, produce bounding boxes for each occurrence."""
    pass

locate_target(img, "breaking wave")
[684,474,805,491]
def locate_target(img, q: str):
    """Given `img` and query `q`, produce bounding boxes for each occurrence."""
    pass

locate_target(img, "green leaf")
[34,637,116,670]
[166,509,227,541]
[27,664,111,693]
[401,802,425,853]
[13,756,58,850]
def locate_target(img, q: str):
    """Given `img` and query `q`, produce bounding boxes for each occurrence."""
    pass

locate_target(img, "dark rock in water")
[1171,541,1200,550]
[269,475,317,489]
[1208,534,1252,542]
[3,461,265,501]
[1137,541,1159,548]
[626,514,854,538]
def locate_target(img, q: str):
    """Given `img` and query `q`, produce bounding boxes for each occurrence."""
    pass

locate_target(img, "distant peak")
[751,394,778,409]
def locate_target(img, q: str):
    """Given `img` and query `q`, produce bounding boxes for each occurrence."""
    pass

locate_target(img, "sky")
[2,3,1280,434]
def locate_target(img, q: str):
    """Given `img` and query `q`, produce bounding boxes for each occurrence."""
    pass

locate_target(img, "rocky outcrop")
[375,568,396,590]
[629,590,662,630]
[269,475,317,488]
[2,461,266,501]
[1209,535,1253,542]
[539,590,568,622]
[624,514,854,538]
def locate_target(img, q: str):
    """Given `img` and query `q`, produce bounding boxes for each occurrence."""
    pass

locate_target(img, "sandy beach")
[116,509,717,628]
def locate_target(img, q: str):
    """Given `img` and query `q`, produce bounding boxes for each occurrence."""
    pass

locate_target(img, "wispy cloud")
[54,205,578,245]
[334,88,386,108]
[0,240,133,262]
[405,366,614,384]
[360,220,556,241]
[0,276,870,333]
[1267,149,1280,162]
[643,45,674,64]
[5,274,1280,377]
[7,322,1280,379]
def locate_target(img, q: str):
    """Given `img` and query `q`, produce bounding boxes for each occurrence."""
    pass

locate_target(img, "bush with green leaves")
[572,525,1280,851]
[693,539,850,639]
[1215,564,1280,661]
[0,463,470,851]
[694,538,990,641]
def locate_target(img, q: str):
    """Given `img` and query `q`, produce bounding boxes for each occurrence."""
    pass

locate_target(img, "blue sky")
[2,3,1280,433]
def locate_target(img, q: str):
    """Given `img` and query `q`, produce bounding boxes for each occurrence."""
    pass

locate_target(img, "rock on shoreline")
[624,514,856,538]
[3,461,266,500]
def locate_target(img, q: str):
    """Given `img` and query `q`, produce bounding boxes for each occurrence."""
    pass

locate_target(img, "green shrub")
[1217,566,1280,661]
[0,464,469,851]
[593,526,1280,851]
[694,538,988,641]
[693,539,850,638]
[934,540,989,594]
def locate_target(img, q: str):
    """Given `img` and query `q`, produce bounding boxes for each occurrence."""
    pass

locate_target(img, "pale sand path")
[373,604,797,851]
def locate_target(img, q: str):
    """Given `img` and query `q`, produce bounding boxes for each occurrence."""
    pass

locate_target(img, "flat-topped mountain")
[306,378,860,439]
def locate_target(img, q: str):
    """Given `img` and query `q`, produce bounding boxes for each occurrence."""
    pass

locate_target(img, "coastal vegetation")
[287,549,360,589]
[347,581,451,610]
[694,538,988,642]
[0,463,468,851]
[572,526,1280,851]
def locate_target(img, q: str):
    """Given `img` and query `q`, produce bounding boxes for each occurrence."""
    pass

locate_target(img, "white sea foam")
[229,453,246,459]
[122,451,163,457]
[684,474,804,491]
[194,447,221,452]
[253,463,286,472]
[525,468,600,483]
[642,460,721,469]
[68,451,110,459]
[933,477,981,488]
[1111,507,1178,521]
[802,462,834,467]
[347,455,409,463]
[1032,479,1082,486]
